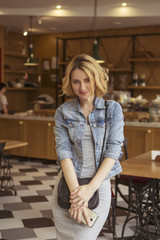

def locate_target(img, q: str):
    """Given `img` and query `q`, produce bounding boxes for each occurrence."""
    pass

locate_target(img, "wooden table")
[0,140,28,195]
[2,140,28,150]
[120,151,160,240]
[121,151,160,180]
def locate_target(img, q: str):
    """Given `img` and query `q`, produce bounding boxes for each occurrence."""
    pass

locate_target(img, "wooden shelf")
[7,87,38,91]
[4,69,38,75]
[109,68,131,72]
[128,86,160,90]
[4,52,27,58]
[129,58,160,62]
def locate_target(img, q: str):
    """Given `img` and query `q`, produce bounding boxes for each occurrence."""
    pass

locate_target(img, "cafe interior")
[0,0,160,239]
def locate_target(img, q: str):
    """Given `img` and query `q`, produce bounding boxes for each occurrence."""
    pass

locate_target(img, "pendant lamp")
[91,0,105,63]
[24,16,38,66]
[92,39,105,64]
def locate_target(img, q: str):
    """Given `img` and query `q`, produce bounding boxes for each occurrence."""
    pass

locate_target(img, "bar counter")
[0,114,160,128]
[0,114,160,160]
[0,114,56,160]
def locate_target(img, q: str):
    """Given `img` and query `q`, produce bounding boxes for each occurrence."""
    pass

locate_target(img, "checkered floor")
[0,158,136,240]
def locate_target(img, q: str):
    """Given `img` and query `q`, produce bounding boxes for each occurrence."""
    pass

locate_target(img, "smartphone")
[81,208,99,228]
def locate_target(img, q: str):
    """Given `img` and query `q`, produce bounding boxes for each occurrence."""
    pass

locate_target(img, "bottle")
[132,73,139,86]
[139,73,146,87]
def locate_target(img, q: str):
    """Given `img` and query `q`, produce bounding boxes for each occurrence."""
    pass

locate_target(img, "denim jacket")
[54,97,124,179]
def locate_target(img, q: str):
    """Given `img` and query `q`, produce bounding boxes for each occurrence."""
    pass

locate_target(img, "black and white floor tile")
[0,158,136,240]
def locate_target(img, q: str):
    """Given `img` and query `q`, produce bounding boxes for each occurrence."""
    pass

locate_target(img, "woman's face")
[70,68,95,101]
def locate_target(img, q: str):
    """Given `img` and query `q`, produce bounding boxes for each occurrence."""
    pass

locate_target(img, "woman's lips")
[80,91,88,95]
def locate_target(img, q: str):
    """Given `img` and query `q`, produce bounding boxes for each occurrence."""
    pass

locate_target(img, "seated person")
[0,83,8,114]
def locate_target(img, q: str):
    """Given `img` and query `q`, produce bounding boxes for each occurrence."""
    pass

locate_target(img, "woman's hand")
[70,184,94,208]
[69,203,91,227]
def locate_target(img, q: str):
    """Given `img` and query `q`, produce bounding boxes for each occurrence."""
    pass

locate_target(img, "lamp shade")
[24,44,38,66]
[92,40,105,64]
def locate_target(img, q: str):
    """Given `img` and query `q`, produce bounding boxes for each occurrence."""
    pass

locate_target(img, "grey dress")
[52,125,111,240]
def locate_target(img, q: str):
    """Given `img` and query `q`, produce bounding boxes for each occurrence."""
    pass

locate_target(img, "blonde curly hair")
[62,54,108,98]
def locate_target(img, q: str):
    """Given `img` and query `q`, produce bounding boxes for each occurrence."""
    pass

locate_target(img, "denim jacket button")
[93,124,96,127]
[97,141,100,145]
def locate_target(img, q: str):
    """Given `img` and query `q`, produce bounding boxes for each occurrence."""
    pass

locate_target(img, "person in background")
[52,54,124,240]
[0,83,8,114]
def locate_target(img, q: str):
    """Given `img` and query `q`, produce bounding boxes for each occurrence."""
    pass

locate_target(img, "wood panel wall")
[2,25,160,112]
[33,25,160,102]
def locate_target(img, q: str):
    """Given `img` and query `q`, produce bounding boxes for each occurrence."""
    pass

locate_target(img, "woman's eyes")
[72,80,79,84]
[72,78,90,84]
[84,78,90,82]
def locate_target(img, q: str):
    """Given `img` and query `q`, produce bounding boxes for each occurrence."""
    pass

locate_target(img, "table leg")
[121,179,160,240]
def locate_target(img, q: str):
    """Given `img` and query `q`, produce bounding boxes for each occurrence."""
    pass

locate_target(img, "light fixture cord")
[89,0,97,38]
[30,16,33,44]
[94,0,97,39]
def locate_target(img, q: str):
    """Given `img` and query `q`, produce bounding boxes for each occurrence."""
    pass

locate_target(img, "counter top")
[0,114,54,122]
[125,121,160,128]
[0,114,160,127]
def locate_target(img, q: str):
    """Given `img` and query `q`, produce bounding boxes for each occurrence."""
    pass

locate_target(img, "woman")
[52,54,124,240]
[0,83,8,114]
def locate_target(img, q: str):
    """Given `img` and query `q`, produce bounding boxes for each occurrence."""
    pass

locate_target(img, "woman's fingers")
[70,195,79,203]
[71,200,84,208]
[69,207,74,218]
[73,208,77,220]
[69,206,91,227]
[78,200,88,210]
[70,187,79,195]
[69,207,82,223]
[83,208,91,227]
[77,209,82,223]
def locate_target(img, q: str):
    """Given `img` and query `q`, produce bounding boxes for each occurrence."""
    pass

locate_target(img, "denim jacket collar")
[67,97,106,112]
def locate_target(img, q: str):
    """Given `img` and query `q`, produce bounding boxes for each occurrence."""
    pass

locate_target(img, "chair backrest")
[0,142,6,164]
[123,137,128,160]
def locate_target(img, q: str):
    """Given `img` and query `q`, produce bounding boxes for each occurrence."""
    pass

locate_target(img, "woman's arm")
[70,157,115,207]
[88,157,115,192]
[2,104,8,114]
[60,158,79,192]
[61,158,91,226]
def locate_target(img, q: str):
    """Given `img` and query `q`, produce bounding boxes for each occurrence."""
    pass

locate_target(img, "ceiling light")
[23,30,28,36]
[122,2,127,7]
[56,5,61,9]
[92,40,105,64]
[24,16,38,66]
